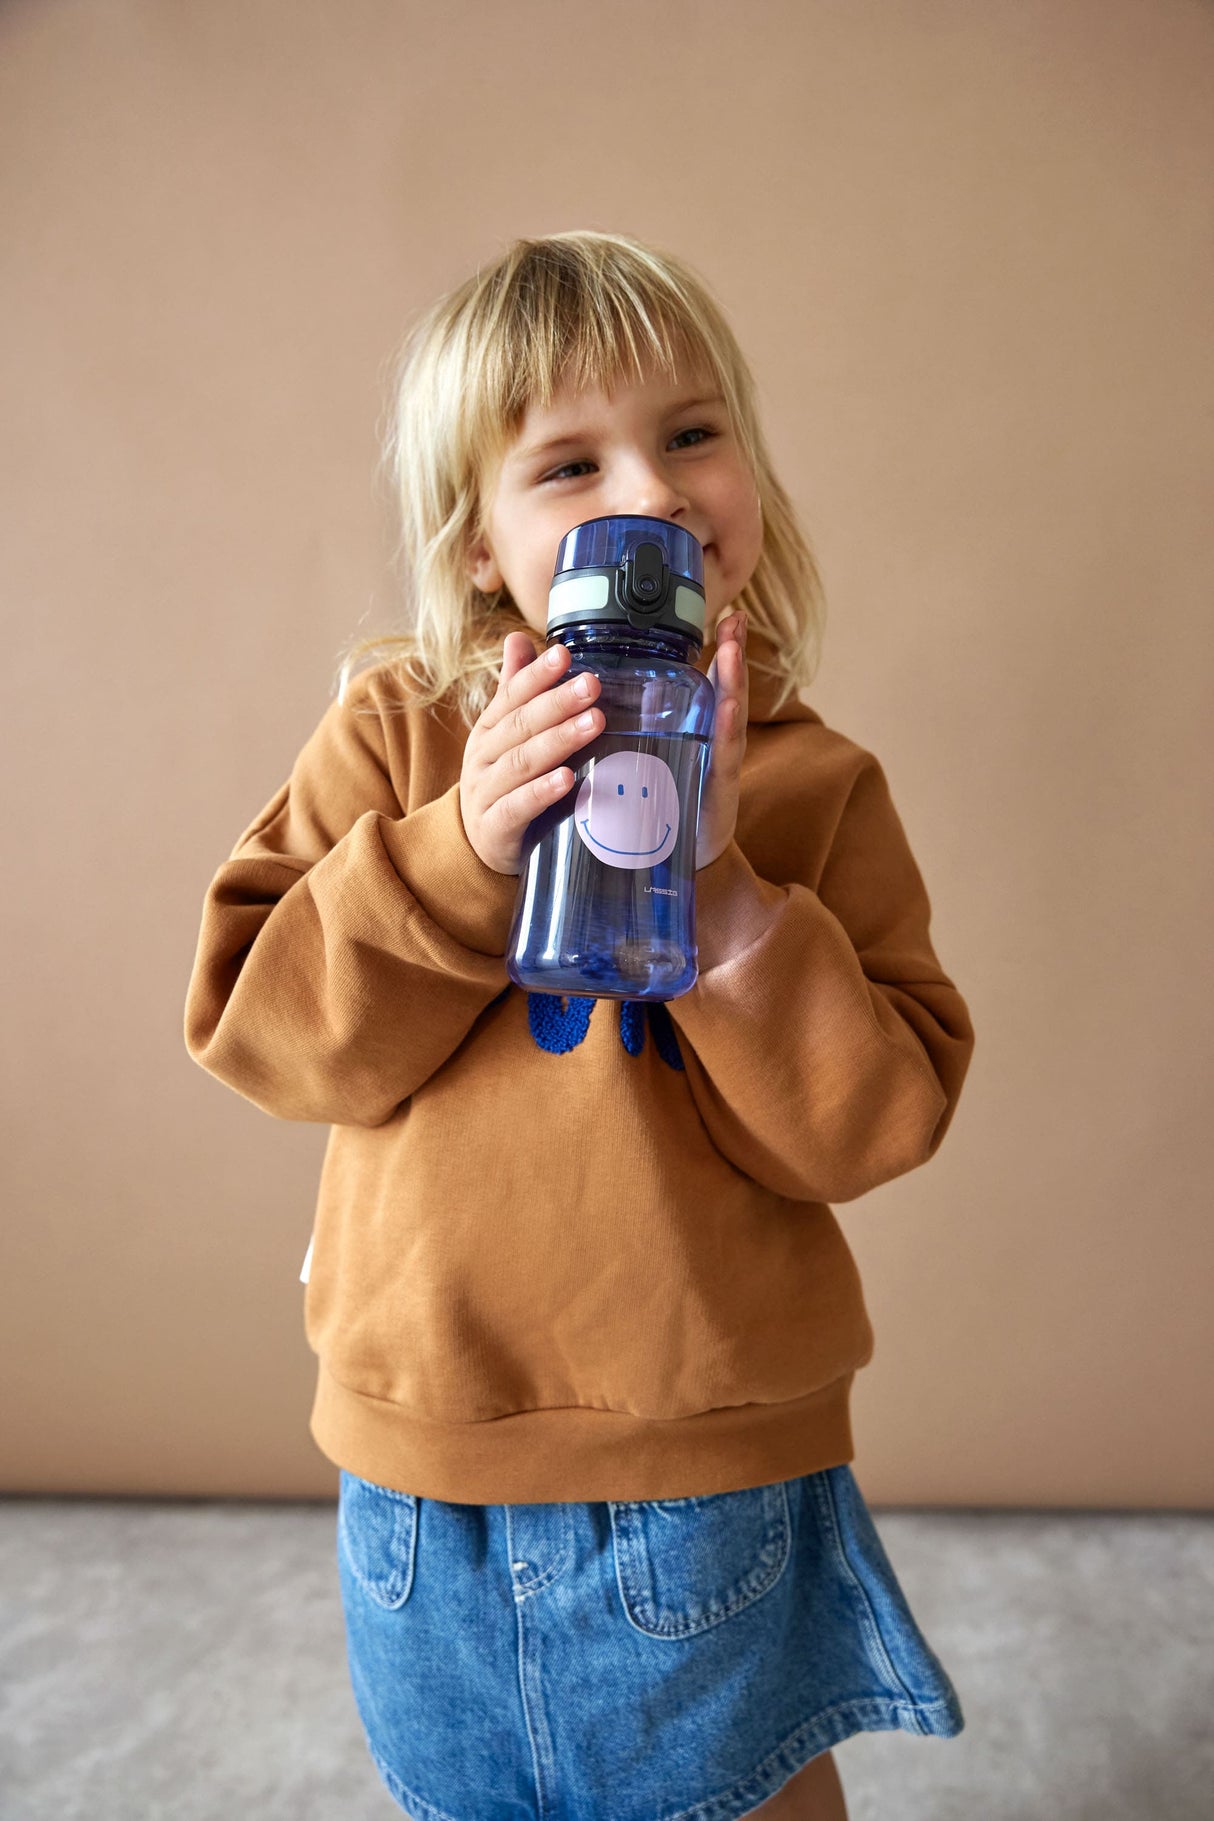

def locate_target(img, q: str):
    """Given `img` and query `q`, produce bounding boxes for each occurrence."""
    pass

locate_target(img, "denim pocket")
[337,1470,418,1610]
[608,1480,792,1639]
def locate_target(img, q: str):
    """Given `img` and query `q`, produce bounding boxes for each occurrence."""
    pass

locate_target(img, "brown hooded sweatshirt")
[184,607,975,1503]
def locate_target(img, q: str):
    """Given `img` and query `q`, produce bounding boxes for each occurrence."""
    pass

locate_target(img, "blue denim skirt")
[336,1463,964,1821]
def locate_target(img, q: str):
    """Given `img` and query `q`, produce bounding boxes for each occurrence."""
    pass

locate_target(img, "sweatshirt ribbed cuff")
[693,839,787,973]
[379,782,522,957]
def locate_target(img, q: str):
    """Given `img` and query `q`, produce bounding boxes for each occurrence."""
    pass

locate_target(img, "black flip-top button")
[623,539,666,609]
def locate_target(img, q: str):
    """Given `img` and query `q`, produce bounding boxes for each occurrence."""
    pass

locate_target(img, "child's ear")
[465,542,502,593]
[465,527,504,594]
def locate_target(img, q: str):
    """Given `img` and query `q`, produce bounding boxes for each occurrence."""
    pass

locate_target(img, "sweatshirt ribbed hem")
[308,1360,856,1504]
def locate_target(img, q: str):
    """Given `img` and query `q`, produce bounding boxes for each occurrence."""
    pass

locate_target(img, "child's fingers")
[461,634,599,873]
[478,635,602,770]
[486,633,564,727]
[496,630,544,690]
[479,635,563,750]
[488,760,581,844]
[711,612,748,742]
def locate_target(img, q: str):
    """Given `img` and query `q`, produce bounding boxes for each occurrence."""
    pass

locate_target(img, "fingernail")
[546,646,563,668]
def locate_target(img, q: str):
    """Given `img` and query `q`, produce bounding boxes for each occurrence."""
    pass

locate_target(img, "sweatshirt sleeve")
[183,671,520,1126]
[667,747,975,1204]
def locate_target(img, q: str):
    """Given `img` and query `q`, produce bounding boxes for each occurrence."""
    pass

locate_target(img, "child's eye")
[542,460,595,484]
[670,426,715,450]
[539,427,718,485]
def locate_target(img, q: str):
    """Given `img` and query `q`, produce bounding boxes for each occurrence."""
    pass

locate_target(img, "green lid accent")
[547,573,611,622]
[673,583,705,634]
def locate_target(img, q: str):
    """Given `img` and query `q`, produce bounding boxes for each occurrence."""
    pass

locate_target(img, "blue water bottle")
[504,515,716,1001]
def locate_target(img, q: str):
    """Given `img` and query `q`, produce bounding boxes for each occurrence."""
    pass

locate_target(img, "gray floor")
[0,1500,1209,1820]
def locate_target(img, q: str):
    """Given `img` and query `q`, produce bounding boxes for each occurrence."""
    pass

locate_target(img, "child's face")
[466,359,764,638]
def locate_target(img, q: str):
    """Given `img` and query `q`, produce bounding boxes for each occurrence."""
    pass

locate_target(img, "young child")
[184,231,976,1821]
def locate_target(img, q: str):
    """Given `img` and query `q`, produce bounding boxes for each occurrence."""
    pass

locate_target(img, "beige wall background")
[3,0,1210,1506]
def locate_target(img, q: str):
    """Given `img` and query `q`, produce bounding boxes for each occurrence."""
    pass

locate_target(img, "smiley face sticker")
[573,749,680,870]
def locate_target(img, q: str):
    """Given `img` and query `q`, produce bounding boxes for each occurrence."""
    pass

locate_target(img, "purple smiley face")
[573,750,680,870]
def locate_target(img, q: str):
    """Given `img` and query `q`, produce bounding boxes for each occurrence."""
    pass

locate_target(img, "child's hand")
[696,610,748,869]
[460,633,604,875]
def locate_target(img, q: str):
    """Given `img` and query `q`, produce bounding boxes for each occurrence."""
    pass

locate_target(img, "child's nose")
[615,462,689,522]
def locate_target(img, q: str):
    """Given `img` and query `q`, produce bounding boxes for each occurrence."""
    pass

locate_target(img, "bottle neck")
[552,621,700,666]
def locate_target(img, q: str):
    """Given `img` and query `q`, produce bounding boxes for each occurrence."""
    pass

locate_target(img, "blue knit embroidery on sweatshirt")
[646,1000,686,1071]
[523,991,683,1070]
[526,990,594,1053]
[619,998,685,1069]
[618,999,646,1056]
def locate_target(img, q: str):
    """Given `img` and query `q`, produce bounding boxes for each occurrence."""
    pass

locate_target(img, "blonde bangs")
[458,238,756,497]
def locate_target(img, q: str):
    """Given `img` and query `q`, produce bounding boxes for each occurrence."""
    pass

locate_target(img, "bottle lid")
[547,515,707,646]
[553,516,704,585]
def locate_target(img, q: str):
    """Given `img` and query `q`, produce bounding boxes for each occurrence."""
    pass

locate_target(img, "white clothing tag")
[299,1235,314,1284]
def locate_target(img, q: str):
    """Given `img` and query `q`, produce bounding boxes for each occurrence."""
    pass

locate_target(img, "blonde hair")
[336,230,827,725]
